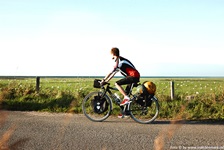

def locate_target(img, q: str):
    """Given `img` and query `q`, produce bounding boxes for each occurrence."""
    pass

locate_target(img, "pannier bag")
[143,81,156,95]
[93,79,101,88]
[91,95,108,114]
[136,94,153,107]
[136,81,156,95]
[135,81,156,107]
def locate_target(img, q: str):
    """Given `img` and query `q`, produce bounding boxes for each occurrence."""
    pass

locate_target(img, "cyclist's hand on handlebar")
[100,79,106,86]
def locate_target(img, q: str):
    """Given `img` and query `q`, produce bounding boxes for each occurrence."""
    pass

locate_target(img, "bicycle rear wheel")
[82,91,112,122]
[130,96,159,124]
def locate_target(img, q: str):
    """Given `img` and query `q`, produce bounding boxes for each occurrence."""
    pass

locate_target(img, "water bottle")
[114,93,120,104]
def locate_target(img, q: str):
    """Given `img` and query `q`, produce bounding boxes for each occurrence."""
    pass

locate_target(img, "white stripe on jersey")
[118,60,135,69]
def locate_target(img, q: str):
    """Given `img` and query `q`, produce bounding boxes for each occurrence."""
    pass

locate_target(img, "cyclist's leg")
[125,84,131,96]
[115,78,130,96]
[124,77,140,95]
[116,76,139,106]
[116,76,139,95]
[116,77,140,117]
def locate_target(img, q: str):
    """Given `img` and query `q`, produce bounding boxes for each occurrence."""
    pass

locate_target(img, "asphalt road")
[0,111,223,150]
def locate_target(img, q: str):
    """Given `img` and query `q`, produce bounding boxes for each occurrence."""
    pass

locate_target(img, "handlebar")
[100,81,110,87]
[94,79,118,90]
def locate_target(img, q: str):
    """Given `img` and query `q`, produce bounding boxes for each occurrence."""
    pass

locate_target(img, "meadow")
[0,77,223,120]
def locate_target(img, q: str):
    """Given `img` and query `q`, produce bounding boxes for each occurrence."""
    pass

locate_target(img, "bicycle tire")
[82,91,112,122]
[130,96,159,124]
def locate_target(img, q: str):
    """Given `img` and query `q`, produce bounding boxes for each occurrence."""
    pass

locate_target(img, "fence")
[0,76,177,100]
[34,76,176,99]
[1,76,223,100]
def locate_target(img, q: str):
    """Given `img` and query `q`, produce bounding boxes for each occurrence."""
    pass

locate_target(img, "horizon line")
[0,75,224,79]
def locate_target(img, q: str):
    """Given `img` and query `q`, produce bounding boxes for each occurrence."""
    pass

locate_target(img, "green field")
[0,77,224,120]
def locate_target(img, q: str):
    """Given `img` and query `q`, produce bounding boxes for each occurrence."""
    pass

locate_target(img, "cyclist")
[101,47,140,107]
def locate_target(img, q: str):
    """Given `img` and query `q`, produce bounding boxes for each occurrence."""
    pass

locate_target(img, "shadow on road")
[153,119,224,125]
[89,117,224,125]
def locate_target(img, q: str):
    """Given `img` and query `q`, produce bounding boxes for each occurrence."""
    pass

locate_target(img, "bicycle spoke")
[130,98,159,124]
[82,92,112,122]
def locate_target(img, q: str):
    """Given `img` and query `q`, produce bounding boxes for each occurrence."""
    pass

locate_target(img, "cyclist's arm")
[104,71,116,82]
[103,68,119,82]
[103,58,119,82]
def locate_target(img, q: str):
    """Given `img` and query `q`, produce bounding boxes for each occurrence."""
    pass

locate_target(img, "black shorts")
[116,76,140,85]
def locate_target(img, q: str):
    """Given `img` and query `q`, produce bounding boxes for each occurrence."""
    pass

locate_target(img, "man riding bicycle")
[101,47,140,107]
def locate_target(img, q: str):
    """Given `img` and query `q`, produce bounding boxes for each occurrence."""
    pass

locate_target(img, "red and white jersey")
[111,56,140,78]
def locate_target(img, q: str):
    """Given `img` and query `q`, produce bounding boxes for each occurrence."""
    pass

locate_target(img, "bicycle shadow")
[102,117,224,125]
[151,119,224,125]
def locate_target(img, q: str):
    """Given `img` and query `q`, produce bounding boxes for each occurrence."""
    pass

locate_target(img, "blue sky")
[0,0,223,76]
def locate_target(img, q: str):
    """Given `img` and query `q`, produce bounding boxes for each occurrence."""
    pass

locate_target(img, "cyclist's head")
[111,47,120,57]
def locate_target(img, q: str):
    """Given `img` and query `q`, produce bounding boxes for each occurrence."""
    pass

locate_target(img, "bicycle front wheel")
[130,96,159,124]
[82,91,112,122]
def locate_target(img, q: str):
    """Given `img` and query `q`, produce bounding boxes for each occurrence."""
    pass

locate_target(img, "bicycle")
[82,79,159,124]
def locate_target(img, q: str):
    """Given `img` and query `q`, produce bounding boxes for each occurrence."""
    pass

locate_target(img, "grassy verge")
[0,77,224,120]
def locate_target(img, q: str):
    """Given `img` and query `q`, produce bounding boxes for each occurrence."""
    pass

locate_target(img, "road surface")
[0,111,223,150]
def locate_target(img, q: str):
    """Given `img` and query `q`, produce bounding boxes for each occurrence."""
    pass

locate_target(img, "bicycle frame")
[82,80,160,123]
[100,83,136,100]
[100,84,119,104]
[100,83,137,116]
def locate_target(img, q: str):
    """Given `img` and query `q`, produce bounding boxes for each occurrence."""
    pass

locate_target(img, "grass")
[0,77,224,120]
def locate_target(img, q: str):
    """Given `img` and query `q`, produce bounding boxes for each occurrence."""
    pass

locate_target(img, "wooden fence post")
[170,81,174,100]
[36,77,40,93]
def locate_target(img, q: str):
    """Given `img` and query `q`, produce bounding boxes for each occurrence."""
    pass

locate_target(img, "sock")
[124,96,130,100]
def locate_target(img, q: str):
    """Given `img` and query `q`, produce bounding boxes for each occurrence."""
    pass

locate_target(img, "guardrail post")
[170,81,174,100]
[36,77,40,93]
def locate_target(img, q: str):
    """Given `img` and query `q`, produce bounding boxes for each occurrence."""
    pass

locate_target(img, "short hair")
[111,47,120,56]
